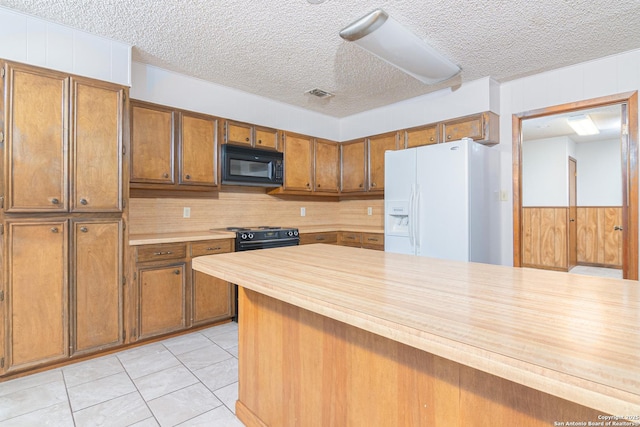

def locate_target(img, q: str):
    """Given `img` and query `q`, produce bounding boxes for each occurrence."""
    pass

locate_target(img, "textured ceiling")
[2,0,640,118]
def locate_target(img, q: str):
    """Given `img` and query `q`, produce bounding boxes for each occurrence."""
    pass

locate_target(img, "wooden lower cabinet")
[72,219,123,355]
[138,263,186,339]
[5,220,68,373]
[3,218,123,374]
[191,240,235,325]
[302,231,384,250]
[299,232,338,245]
[133,239,235,341]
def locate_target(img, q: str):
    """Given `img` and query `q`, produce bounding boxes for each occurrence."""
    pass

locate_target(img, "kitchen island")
[192,244,640,426]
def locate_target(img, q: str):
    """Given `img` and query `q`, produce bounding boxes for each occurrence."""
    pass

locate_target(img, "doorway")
[513,92,638,280]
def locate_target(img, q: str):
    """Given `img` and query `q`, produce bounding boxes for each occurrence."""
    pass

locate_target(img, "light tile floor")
[569,265,623,279]
[0,322,244,427]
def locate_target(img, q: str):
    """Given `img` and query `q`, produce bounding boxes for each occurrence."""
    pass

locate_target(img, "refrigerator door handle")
[408,185,415,249]
[414,185,421,252]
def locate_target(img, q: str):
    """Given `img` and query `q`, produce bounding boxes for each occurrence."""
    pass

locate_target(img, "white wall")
[339,77,500,141]
[130,62,341,141]
[522,136,572,206]
[0,6,131,86]
[576,139,622,206]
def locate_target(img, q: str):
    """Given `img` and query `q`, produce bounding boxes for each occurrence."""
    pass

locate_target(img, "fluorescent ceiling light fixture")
[567,114,600,136]
[339,9,460,84]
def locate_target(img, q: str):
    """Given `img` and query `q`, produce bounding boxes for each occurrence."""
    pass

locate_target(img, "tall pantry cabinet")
[0,61,128,375]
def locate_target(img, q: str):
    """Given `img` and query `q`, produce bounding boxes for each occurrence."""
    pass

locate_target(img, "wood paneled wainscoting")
[522,207,568,270]
[522,207,623,271]
[577,207,623,268]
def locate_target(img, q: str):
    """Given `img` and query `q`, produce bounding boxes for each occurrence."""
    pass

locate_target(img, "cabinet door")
[192,272,234,325]
[283,132,313,192]
[340,139,367,193]
[225,121,252,146]
[442,114,484,142]
[72,220,123,355]
[131,103,175,184]
[71,78,124,212]
[405,124,439,148]
[138,264,186,339]
[5,63,68,212]
[6,220,68,373]
[314,139,339,193]
[368,132,398,192]
[180,113,217,187]
[255,126,278,150]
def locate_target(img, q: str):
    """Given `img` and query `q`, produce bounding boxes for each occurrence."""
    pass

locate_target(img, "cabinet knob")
[317,183,321,188]
[163,172,169,178]
[51,227,59,233]
[245,137,250,142]
[80,198,88,205]
[430,137,434,141]
[371,182,377,187]
[447,135,452,139]
[359,183,363,188]
[185,174,191,180]
[174,269,181,275]
[51,198,59,205]
[257,139,262,144]
[306,183,310,187]
[80,226,88,233]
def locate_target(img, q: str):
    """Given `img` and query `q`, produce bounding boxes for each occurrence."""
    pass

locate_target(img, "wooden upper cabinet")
[282,132,313,192]
[180,113,217,187]
[340,139,367,193]
[441,111,499,145]
[405,124,440,148]
[225,121,252,146]
[71,78,124,212]
[314,139,339,193]
[255,126,278,150]
[5,63,68,212]
[130,102,175,184]
[367,132,398,192]
[225,120,279,151]
[72,219,123,355]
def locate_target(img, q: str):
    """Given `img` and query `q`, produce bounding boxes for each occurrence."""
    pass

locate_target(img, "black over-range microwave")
[221,144,284,187]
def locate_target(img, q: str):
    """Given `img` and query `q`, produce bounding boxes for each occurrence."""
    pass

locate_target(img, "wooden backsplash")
[129,189,384,234]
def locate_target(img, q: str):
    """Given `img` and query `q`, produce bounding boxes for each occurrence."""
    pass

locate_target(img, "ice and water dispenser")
[385,201,409,237]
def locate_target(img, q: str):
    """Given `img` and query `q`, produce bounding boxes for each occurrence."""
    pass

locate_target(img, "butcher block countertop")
[192,244,640,420]
[129,225,383,245]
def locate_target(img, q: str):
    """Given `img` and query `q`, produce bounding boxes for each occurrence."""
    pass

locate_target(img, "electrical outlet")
[183,207,191,218]
[367,207,373,216]
[300,207,306,217]
[500,190,508,201]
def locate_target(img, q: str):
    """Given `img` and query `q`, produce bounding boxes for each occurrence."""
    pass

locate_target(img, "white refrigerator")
[384,138,500,264]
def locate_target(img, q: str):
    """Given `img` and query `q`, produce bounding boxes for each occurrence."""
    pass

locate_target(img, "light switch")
[300,207,306,217]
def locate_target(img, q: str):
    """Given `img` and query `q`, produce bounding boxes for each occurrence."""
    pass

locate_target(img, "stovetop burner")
[223,226,283,232]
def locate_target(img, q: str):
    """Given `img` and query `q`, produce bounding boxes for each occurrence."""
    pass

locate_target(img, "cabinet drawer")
[299,232,338,245]
[338,232,362,247]
[191,239,233,257]
[362,233,384,250]
[136,243,187,263]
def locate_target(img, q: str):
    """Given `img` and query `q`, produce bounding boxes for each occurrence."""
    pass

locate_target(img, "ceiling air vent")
[305,88,334,99]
